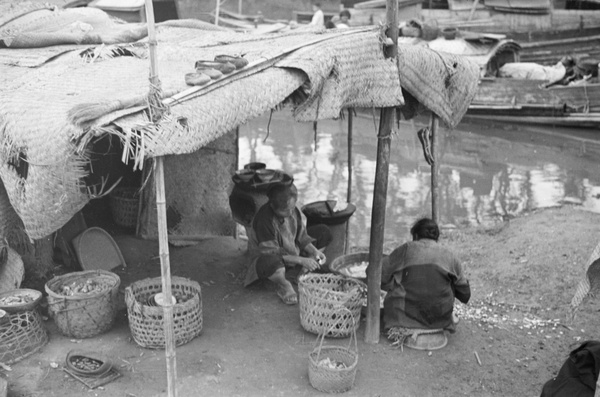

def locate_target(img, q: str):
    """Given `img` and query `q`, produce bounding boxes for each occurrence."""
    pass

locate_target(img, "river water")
[238,110,600,248]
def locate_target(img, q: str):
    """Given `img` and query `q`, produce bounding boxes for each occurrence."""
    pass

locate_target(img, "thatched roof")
[0,5,480,239]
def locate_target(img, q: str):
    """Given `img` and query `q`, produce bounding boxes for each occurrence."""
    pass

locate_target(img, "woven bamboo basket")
[45,270,121,338]
[109,187,139,228]
[125,276,202,349]
[0,309,48,364]
[298,273,366,338]
[308,309,358,393]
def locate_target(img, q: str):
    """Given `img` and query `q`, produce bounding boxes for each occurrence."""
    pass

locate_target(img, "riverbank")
[5,205,600,396]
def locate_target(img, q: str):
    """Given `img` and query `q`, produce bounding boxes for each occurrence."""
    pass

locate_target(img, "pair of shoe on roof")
[185,55,249,87]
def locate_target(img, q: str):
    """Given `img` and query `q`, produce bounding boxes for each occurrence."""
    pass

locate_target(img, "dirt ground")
[3,205,600,397]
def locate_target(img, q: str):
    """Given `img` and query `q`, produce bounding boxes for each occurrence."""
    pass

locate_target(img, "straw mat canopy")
[0,6,480,239]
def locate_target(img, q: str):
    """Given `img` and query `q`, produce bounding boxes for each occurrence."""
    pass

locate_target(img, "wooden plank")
[485,0,551,10]
[354,0,423,9]
[463,113,600,128]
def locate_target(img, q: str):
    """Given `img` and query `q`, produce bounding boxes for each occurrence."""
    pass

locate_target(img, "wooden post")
[365,0,398,344]
[345,108,353,254]
[238,0,242,14]
[145,1,177,396]
[430,114,440,224]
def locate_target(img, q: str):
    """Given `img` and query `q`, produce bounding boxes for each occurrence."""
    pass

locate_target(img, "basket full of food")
[65,350,112,377]
[125,276,202,349]
[308,308,359,393]
[45,270,121,339]
[330,252,370,282]
[298,273,366,338]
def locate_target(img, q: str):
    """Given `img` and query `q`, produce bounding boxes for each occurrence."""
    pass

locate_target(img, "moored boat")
[344,0,600,65]
[425,33,600,128]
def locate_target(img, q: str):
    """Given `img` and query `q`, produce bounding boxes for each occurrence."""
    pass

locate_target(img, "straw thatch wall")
[0,5,480,242]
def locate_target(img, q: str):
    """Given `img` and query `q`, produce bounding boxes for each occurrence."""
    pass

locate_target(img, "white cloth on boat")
[498,61,566,82]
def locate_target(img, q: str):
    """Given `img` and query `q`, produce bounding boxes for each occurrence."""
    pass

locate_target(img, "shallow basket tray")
[45,270,121,339]
[125,276,202,349]
[0,288,43,313]
[329,252,370,282]
[298,273,366,338]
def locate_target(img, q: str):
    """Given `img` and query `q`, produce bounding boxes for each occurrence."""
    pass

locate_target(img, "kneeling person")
[381,218,470,334]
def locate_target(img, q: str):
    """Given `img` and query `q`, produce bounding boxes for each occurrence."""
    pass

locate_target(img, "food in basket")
[317,357,348,370]
[0,292,35,306]
[71,356,103,372]
[60,279,107,296]
[343,261,368,279]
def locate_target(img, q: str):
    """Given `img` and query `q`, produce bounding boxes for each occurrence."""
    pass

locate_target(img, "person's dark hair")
[410,218,439,241]
[267,183,298,211]
[325,20,336,29]
[340,9,351,19]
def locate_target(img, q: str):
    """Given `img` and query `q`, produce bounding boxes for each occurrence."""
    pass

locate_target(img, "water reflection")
[238,110,600,248]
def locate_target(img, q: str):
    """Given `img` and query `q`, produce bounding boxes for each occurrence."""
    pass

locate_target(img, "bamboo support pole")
[345,108,353,254]
[365,0,398,344]
[145,1,177,396]
[430,114,439,224]
[155,158,177,397]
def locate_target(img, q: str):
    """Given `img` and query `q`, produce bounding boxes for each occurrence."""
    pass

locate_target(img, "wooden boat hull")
[467,78,600,127]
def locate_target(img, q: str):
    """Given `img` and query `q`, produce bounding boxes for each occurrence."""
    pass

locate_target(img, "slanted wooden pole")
[215,0,220,26]
[145,1,177,396]
[365,0,398,344]
[345,108,353,254]
[430,114,440,224]
[468,0,481,22]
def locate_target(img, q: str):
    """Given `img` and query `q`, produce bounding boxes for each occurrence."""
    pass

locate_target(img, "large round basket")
[45,270,121,339]
[308,311,358,393]
[109,187,139,228]
[125,276,202,349]
[298,273,366,338]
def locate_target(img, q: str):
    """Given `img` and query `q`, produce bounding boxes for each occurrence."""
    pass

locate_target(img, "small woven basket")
[308,309,358,393]
[109,187,139,228]
[45,270,121,339]
[125,276,202,349]
[299,273,366,338]
[0,310,48,364]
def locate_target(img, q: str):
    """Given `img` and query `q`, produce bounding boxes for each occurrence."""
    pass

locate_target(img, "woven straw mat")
[571,239,600,309]
[397,44,480,128]
[0,22,479,238]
